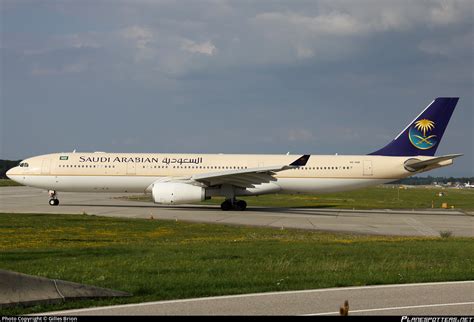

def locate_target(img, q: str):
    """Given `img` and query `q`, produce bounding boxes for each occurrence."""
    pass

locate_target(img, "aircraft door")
[363,160,373,176]
[41,159,51,174]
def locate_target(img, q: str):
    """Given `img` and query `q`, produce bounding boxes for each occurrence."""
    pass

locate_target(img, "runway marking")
[40,281,474,315]
[304,301,474,315]
[306,218,317,229]
[403,217,438,236]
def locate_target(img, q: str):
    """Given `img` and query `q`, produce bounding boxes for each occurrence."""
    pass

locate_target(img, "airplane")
[465,182,474,188]
[7,97,462,211]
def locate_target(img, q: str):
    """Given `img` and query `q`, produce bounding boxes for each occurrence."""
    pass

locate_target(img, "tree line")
[0,160,21,179]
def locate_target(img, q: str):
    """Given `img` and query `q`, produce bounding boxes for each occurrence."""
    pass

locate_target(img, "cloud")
[6,1,472,79]
[181,39,216,56]
[20,33,102,57]
[248,0,472,63]
[419,31,474,56]
[254,12,365,37]
[31,62,87,76]
[296,46,314,59]
[287,128,315,142]
[120,25,153,50]
[119,25,156,62]
[429,0,464,25]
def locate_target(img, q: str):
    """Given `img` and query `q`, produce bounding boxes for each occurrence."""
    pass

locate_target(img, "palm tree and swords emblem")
[408,119,437,150]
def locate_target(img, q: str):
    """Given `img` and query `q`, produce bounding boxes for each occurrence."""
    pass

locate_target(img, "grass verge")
[0,179,22,187]
[0,213,473,315]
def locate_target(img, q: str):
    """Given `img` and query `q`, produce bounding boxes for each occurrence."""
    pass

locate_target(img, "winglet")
[290,154,310,166]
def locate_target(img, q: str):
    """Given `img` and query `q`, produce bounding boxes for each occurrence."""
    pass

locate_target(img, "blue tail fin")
[369,97,459,156]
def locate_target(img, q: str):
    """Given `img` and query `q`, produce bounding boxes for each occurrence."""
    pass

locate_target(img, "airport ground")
[0,212,473,315]
[41,281,474,315]
[1,186,472,237]
[0,185,473,315]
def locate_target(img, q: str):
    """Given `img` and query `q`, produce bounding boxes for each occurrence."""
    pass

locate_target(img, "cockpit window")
[19,162,29,168]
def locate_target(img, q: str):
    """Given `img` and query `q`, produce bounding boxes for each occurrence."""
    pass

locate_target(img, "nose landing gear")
[48,190,59,206]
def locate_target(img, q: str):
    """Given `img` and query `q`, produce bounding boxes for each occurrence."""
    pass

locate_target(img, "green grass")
[0,179,22,187]
[1,213,473,315]
[124,186,474,210]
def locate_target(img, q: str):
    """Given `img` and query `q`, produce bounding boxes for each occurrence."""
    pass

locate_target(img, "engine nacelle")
[152,182,205,205]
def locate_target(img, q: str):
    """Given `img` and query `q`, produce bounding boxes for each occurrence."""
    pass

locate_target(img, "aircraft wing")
[190,155,310,188]
[404,154,463,172]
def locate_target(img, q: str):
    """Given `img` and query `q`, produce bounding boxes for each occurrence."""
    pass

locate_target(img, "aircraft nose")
[6,167,15,179]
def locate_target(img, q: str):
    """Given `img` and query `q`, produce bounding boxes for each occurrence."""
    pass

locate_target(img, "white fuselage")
[6,152,448,197]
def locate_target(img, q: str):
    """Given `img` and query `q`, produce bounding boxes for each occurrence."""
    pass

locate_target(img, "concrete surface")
[1,186,472,237]
[0,269,130,308]
[41,281,474,315]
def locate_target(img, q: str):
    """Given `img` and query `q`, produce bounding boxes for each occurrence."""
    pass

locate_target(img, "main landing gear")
[220,199,247,211]
[48,190,59,206]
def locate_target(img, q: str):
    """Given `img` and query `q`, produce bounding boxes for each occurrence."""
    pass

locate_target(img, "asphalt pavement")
[1,186,472,237]
[40,281,474,315]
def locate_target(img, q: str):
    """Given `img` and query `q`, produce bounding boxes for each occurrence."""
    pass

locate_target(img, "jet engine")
[152,182,205,204]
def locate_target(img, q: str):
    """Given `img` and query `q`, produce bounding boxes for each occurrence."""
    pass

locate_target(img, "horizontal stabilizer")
[404,154,463,172]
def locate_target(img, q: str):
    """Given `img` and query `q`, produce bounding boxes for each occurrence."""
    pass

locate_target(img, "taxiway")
[1,186,472,237]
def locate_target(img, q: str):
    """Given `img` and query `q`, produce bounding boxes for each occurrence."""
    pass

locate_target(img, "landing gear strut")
[48,190,59,206]
[220,199,247,211]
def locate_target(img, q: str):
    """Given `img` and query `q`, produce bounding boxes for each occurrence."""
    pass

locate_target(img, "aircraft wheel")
[220,200,232,211]
[235,200,247,211]
[49,199,57,206]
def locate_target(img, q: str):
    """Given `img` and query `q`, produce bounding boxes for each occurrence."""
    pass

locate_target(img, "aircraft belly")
[275,178,393,194]
[22,175,158,193]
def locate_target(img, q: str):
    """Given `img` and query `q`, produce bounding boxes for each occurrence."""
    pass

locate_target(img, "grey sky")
[1,0,473,176]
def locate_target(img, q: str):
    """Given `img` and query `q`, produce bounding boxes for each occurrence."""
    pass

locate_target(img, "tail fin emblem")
[409,119,437,150]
